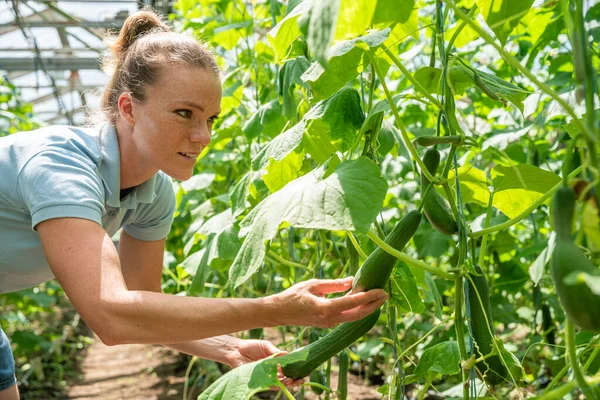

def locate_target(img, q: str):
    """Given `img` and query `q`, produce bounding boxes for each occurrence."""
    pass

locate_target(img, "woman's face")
[130,65,222,181]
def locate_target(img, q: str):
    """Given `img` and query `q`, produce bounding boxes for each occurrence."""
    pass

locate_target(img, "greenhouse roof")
[0,0,173,126]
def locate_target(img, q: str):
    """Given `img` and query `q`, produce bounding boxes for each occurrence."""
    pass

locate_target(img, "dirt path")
[66,334,187,400]
[65,331,381,400]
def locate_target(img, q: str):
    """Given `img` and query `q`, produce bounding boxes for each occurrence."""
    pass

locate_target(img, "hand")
[222,338,304,388]
[266,277,387,328]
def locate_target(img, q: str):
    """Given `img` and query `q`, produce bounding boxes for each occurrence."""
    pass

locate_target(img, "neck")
[115,118,158,189]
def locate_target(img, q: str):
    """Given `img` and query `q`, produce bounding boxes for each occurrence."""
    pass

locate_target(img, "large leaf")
[334,0,377,40]
[476,0,535,46]
[262,150,304,193]
[491,165,561,219]
[279,57,311,119]
[414,341,461,382]
[474,70,531,113]
[389,262,425,314]
[529,232,555,286]
[229,157,388,287]
[304,87,365,153]
[198,358,280,400]
[448,166,491,206]
[413,66,474,96]
[242,100,287,139]
[305,0,340,66]
[252,121,306,171]
[302,29,390,100]
[180,171,216,192]
[267,1,309,63]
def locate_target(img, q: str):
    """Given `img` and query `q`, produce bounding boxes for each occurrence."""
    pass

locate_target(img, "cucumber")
[421,149,459,235]
[550,187,600,333]
[352,210,422,292]
[541,304,556,345]
[415,135,463,147]
[280,309,380,379]
[467,265,509,385]
[337,350,349,400]
[308,331,325,394]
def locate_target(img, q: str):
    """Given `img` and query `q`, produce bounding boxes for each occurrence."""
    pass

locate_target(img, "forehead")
[150,65,222,104]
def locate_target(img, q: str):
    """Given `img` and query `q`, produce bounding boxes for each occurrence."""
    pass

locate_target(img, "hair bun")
[106,9,170,62]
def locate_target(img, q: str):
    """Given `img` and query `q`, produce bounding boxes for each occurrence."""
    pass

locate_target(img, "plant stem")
[477,193,495,267]
[268,251,309,270]
[276,380,296,400]
[399,316,452,359]
[368,52,436,183]
[454,276,470,400]
[417,382,431,400]
[470,165,584,237]
[445,1,596,144]
[347,232,367,260]
[566,319,599,400]
[537,375,600,400]
[446,5,477,57]
[382,46,443,109]
[367,231,457,280]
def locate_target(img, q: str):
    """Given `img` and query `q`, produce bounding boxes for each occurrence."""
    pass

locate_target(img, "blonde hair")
[100,9,220,124]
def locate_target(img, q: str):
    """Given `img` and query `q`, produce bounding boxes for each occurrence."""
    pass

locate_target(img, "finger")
[263,340,283,355]
[307,277,354,295]
[336,295,387,322]
[328,289,387,313]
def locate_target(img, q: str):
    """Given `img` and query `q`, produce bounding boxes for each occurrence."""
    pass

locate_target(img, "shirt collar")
[98,124,158,209]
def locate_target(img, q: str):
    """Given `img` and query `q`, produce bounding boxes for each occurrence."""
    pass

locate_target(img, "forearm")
[165,335,241,366]
[104,290,277,345]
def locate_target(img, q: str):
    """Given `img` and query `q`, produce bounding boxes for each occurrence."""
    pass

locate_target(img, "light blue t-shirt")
[0,124,176,294]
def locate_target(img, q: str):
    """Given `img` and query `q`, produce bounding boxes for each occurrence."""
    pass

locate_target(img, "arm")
[118,230,253,366]
[38,218,387,347]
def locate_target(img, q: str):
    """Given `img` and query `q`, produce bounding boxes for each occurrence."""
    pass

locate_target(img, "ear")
[117,92,136,126]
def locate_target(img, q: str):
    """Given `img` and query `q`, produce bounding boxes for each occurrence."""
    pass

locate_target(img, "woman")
[0,10,387,399]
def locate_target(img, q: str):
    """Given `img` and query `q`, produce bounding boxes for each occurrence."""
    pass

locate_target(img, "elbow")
[86,292,139,347]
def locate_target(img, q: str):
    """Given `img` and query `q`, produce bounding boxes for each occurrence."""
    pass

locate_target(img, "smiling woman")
[0,8,387,400]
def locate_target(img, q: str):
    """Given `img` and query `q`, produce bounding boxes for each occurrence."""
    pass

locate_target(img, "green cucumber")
[467,265,509,385]
[352,210,422,292]
[415,135,463,147]
[421,149,459,235]
[280,309,380,379]
[541,304,556,345]
[550,187,600,333]
[308,331,325,394]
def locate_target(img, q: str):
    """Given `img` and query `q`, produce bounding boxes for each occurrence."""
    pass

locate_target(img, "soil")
[65,329,382,400]
[66,333,187,400]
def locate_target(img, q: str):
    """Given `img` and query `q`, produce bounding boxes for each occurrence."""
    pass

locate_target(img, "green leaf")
[583,199,600,252]
[190,222,242,296]
[302,29,390,100]
[229,157,388,287]
[372,0,417,27]
[447,166,491,206]
[491,165,561,219]
[198,358,280,400]
[494,337,525,381]
[305,0,340,66]
[279,57,311,119]
[242,100,287,139]
[413,66,474,96]
[474,69,531,112]
[413,222,451,258]
[476,0,535,46]
[304,87,365,152]
[529,232,555,286]
[415,341,461,382]
[334,0,377,40]
[230,171,260,218]
[252,121,306,171]
[262,150,304,193]
[267,1,309,63]
[389,262,425,314]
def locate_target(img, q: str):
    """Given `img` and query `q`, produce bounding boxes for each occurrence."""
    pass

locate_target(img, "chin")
[163,167,194,181]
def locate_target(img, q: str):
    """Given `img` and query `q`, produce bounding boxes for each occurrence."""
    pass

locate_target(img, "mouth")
[178,152,199,162]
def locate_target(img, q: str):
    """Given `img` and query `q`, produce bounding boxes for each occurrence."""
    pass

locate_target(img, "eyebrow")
[179,101,220,117]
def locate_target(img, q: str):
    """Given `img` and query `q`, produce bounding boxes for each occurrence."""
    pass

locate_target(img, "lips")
[178,152,199,160]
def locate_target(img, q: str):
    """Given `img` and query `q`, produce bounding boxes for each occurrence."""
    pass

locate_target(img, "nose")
[190,121,211,147]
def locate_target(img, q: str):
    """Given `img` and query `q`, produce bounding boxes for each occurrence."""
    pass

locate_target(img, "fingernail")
[378,291,388,299]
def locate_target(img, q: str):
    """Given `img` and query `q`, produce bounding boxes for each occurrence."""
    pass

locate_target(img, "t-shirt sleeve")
[123,173,176,241]
[17,150,105,229]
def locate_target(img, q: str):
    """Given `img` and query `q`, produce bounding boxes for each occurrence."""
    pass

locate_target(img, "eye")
[175,109,192,118]
[208,116,218,124]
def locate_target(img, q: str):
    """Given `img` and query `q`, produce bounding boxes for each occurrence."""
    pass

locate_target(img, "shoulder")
[152,171,176,207]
